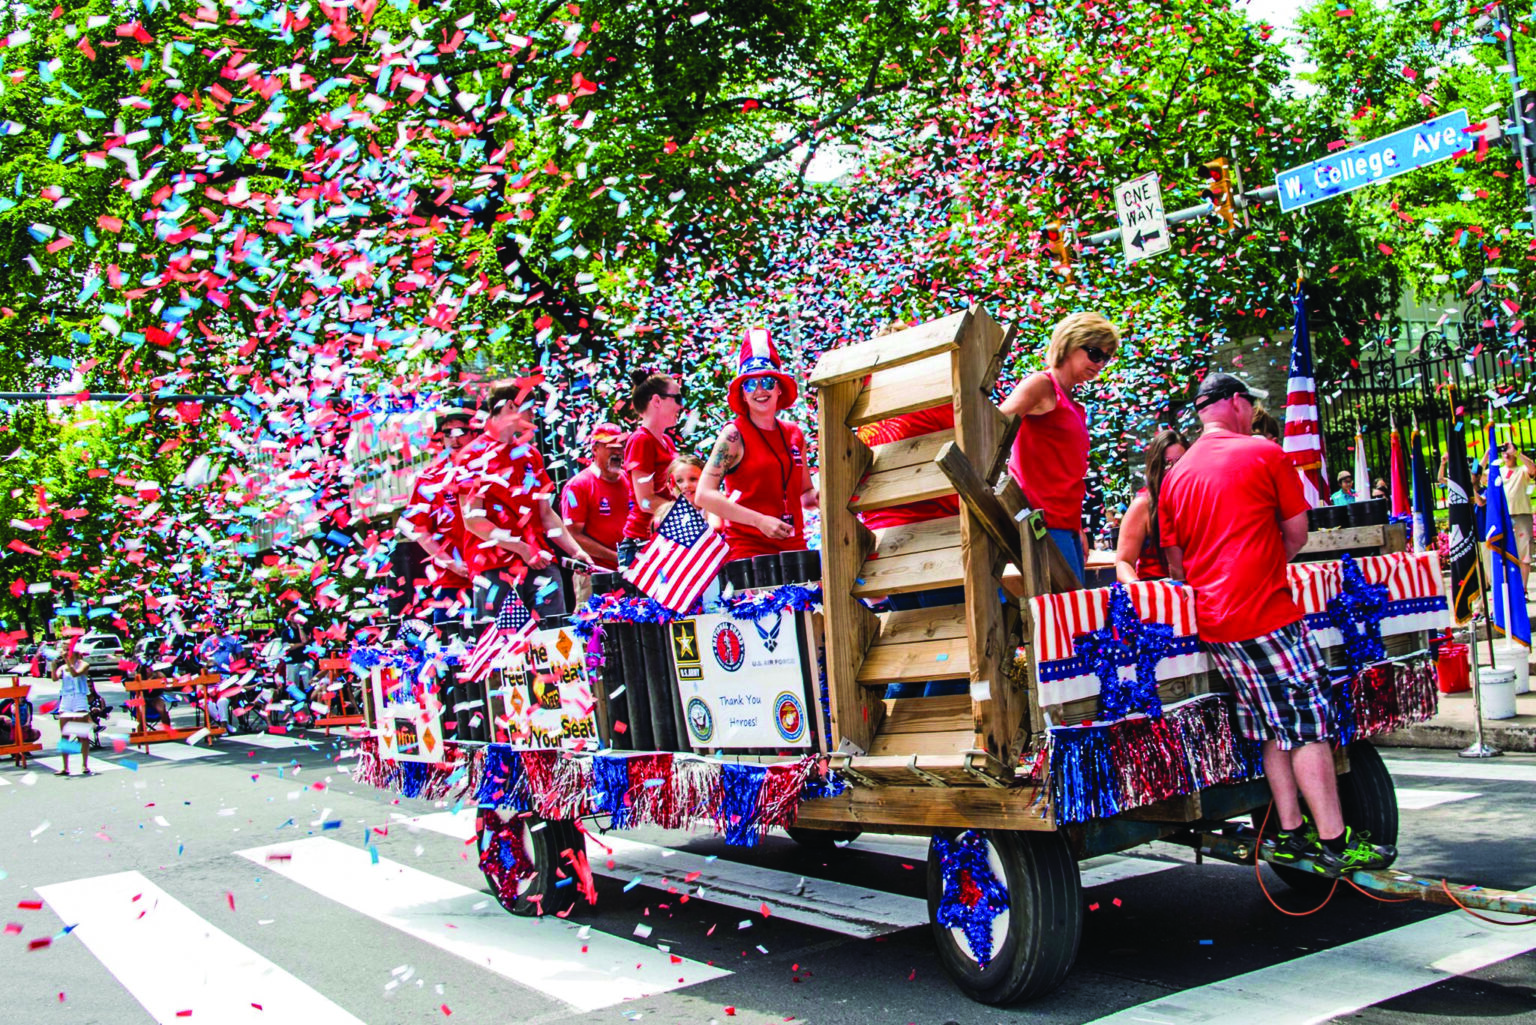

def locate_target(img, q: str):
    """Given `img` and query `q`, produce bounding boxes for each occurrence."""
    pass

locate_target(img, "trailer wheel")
[1270,740,1398,895]
[926,829,1082,1006]
[478,810,586,917]
[785,826,862,849]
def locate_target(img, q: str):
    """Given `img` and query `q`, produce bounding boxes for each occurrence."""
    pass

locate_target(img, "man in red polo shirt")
[1160,373,1394,879]
[453,380,591,621]
[562,421,632,603]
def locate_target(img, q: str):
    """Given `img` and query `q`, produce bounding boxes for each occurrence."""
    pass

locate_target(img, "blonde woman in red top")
[1000,312,1119,583]
[698,329,818,562]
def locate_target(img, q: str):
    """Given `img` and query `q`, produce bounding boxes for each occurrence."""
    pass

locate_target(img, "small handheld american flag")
[624,499,729,613]
[462,591,538,682]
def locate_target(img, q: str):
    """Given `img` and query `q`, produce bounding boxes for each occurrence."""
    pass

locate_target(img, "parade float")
[350,309,1450,1005]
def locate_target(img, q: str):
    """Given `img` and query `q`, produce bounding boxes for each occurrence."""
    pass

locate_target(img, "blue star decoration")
[1073,584,1172,722]
[1326,554,1388,672]
[932,831,1010,968]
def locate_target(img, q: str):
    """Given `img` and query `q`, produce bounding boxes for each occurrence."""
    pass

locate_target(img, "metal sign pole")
[1462,539,1502,758]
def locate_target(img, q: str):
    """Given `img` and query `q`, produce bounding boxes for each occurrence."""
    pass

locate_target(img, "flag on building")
[625,498,729,613]
[1485,425,1531,647]
[1389,422,1410,518]
[1353,428,1371,502]
[462,591,538,682]
[1410,426,1438,553]
[1282,290,1329,507]
[1445,414,1481,624]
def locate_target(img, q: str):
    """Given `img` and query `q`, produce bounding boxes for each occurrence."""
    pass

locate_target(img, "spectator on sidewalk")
[51,641,94,777]
[1500,441,1533,589]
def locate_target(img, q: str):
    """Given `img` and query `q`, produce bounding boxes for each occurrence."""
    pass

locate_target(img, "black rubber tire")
[927,829,1083,1006]
[1270,740,1398,895]
[478,811,586,918]
[785,826,863,849]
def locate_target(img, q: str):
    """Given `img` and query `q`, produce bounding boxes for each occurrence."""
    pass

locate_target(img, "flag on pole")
[462,591,538,682]
[1282,290,1329,507]
[1388,421,1410,517]
[1485,425,1531,647]
[1410,426,1438,553]
[1353,428,1371,502]
[625,498,730,613]
[1445,412,1482,624]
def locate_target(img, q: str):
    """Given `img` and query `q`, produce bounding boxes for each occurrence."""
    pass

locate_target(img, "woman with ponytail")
[1114,428,1189,583]
[618,370,684,568]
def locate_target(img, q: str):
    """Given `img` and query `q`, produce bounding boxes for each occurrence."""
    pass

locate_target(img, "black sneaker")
[1267,814,1319,865]
[1314,827,1396,878]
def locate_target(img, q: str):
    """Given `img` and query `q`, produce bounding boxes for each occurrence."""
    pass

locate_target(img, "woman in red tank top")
[1000,312,1120,583]
[1114,428,1188,583]
[698,328,818,561]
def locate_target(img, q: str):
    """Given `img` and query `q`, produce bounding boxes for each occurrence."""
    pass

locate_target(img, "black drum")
[752,553,783,588]
[724,558,755,592]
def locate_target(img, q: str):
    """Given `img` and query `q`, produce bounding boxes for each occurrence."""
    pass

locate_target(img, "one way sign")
[1114,172,1169,264]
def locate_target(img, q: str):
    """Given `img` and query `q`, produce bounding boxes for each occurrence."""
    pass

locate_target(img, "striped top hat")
[727,327,799,416]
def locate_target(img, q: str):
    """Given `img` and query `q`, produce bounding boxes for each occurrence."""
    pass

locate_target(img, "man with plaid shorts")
[1160,374,1394,877]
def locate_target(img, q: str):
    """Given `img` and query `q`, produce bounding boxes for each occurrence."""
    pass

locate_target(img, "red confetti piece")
[17,900,43,910]
[28,937,52,951]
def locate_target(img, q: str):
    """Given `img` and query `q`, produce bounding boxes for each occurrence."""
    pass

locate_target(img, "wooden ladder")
[810,308,1030,786]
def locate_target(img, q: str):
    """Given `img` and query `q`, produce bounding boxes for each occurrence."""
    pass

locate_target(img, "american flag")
[1282,288,1329,507]
[625,499,729,613]
[461,591,538,682]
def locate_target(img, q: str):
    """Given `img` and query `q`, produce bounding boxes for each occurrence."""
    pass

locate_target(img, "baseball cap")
[591,422,628,444]
[435,407,473,431]
[1194,372,1268,410]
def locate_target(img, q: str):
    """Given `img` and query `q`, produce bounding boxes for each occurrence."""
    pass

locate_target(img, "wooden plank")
[852,438,956,513]
[846,353,954,428]
[869,428,955,472]
[934,440,1023,566]
[875,605,968,644]
[816,378,884,756]
[808,310,968,387]
[876,694,972,732]
[1298,523,1387,555]
[853,545,964,598]
[866,729,977,757]
[857,638,970,685]
[868,515,961,559]
[794,782,1056,832]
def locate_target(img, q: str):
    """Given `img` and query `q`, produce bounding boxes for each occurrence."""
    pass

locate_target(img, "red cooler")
[1436,642,1470,694]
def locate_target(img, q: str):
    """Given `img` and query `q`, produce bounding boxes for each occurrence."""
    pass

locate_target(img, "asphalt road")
[4,676,1535,1025]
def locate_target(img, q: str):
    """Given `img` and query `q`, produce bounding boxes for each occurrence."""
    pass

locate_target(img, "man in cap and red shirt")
[1159,372,1394,878]
[562,421,633,603]
[698,329,818,562]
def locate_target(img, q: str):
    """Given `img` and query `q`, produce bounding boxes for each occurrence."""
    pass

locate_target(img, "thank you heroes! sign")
[1276,110,1471,213]
[673,610,815,751]
[1113,172,1169,263]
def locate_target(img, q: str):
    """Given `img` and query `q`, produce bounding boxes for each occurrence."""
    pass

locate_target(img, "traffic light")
[1202,157,1236,231]
[1043,219,1072,282]
[1510,89,1536,154]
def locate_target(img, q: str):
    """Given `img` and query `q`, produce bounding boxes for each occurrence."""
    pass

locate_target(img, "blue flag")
[1485,425,1531,647]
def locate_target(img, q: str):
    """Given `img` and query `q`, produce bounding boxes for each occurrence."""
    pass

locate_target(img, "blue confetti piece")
[623,876,643,892]
[121,759,139,771]
[368,845,379,865]
[322,820,342,830]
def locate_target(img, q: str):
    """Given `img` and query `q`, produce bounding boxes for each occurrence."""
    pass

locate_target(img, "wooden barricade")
[0,676,42,767]
[314,656,365,730]
[123,673,225,753]
[810,308,1031,788]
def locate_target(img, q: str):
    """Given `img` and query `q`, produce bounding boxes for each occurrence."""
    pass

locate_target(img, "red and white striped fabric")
[1286,550,1449,646]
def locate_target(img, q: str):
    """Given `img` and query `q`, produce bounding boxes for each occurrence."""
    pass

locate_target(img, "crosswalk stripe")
[1384,758,1536,784]
[139,742,220,761]
[35,870,365,1024]
[845,832,1180,887]
[238,836,731,1012]
[35,755,124,773]
[1395,787,1480,810]
[224,732,313,749]
[1084,886,1536,1025]
[0,774,10,785]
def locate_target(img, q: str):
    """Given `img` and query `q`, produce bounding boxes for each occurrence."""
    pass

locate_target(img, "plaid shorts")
[1203,621,1333,751]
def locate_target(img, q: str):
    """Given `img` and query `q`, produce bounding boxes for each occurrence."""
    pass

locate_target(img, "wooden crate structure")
[810,308,1047,788]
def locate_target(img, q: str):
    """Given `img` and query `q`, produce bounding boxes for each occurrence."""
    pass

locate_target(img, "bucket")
[1481,668,1517,720]
[1436,643,1470,694]
[1491,640,1532,695]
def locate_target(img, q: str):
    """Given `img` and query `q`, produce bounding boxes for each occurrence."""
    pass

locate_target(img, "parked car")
[76,632,125,678]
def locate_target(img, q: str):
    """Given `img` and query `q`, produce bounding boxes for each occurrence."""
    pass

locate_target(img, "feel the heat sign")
[1276,109,1471,213]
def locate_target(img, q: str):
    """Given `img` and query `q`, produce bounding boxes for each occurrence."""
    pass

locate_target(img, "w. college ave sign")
[1276,110,1471,213]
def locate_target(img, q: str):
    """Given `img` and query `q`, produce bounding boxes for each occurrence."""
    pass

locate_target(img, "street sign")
[1276,109,1471,213]
[1113,172,1170,263]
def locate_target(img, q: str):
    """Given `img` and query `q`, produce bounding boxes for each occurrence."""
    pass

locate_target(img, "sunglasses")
[1082,346,1114,365]
[660,391,684,402]
[741,377,779,393]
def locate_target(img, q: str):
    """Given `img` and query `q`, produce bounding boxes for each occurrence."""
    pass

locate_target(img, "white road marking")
[35,755,123,773]
[1385,757,1536,784]
[403,811,927,938]
[35,870,364,1025]
[0,774,10,785]
[1085,885,1536,1025]
[140,742,220,761]
[224,732,312,749]
[238,836,730,1012]
[1395,787,1481,811]
[1079,854,1183,888]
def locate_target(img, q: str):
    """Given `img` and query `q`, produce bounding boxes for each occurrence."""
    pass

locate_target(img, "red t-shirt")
[401,454,472,590]
[856,406,961,530]
[722,416,807,561]
[1158,429,1309,643]
[622,426,677,540]
[451,431,555,580]
[562,466,631,570]
[1007,372,1089,531]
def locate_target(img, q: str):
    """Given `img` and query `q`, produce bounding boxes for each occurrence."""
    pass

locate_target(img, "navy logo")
[712,622,746,671]
[687,698,714,743]
[598,497,611,513]
[774,692,806,744]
